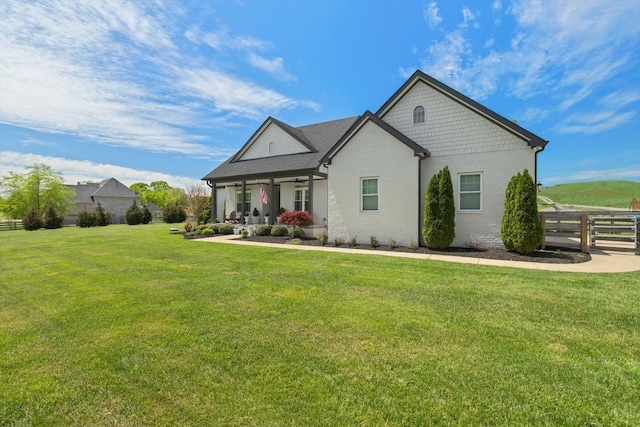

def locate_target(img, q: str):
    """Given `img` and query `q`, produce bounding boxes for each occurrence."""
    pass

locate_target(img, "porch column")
[269,178,275,225]
[307,174,314,218]
[241,180,247,224]
[210,181,217,223]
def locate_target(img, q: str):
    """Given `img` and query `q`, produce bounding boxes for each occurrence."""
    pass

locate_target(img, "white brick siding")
[327,120,421,247]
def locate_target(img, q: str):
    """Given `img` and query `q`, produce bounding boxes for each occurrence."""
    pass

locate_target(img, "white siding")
[382,81,527,156]
[421,148,535,249]
[240,123,311,160]
[327,120,420,247]
[279,180,328,225]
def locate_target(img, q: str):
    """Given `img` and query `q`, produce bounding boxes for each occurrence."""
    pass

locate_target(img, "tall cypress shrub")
[501,169,542,254]
[43,203,64,229]
[501,172,521,251]
[422,167,455,249]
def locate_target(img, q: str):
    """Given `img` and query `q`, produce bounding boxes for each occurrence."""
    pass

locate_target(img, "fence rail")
[0,219,23,231]
[540,211,640,254]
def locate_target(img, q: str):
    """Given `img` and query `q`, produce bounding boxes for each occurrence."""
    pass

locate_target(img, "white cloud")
[411,0,640,134]
[179,68,320,120]
[247,53,296,81]
[0,0,315,156]
[424,2,443,29]
[556,111,636,134]
[0,151,202,189]
[515,107,548,125]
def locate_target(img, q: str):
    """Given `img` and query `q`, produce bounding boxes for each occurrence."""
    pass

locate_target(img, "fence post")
[580,214,589,253]
[636,216,640,255]
[540,212,546,249]
[590,217,595,247]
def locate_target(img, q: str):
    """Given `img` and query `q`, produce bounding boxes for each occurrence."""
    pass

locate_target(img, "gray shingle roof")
[202,116,359,181]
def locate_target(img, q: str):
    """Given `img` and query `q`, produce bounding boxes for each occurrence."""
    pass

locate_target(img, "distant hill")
[539,180,640,209]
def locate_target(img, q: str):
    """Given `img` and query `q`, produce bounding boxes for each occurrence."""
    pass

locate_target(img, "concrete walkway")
[197,234,640,274]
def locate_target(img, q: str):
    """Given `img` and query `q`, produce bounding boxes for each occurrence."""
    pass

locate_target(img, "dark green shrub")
[388,238,398,249]
[95,203,111,226]
[370,235,380,248]
[211,224,220,234]
[501,172,520,251]
[163,204,186,223]
[289,226,305,238]
[218,224,234,235]
[348,236,357,247]
[76,211,98,228]
[142,205,152,224]
[22,206,43,231]
[43,204,63,229]
[271,225,288,236]
[256,225,272,236]
[125,201,143,225]
[241,229,249,238]
[422,166,455,249]
[502,169,543,254]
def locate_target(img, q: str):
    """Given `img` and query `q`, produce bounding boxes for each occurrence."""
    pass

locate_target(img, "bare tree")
[185,183,209,226]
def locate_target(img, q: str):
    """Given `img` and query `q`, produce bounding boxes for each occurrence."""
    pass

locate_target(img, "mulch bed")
[242,235,591,264]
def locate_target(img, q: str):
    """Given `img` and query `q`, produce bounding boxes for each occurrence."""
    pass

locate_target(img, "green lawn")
[1,223,639,425]
[539,180,640,209]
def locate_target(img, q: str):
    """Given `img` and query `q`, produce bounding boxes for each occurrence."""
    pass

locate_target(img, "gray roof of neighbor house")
[67,178,138,201]
[202,116,359,182]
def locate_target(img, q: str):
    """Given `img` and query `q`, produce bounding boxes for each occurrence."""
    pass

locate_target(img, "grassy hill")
[539,180,640,209]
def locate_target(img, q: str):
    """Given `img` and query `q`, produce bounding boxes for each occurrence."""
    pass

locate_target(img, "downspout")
[418,154,426,247]
[533,143,547,186]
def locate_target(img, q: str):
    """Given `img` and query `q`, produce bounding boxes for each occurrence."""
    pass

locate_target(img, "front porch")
[205,172,328,227]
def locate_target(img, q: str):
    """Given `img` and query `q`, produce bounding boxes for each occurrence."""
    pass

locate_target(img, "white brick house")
[202,71,548,248]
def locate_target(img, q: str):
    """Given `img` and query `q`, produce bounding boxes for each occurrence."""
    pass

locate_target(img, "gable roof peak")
[376,70,548,150]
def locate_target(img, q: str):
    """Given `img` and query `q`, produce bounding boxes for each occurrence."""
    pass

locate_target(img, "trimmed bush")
[95,203,111,226]
[201,227,214,235]
[501,169,543,254]
[279,210,313,227]
[370,236,380,248]
[217,224,234,235]
[501,172,520,251]
[163,204,187,223]
[289,226,305,238]
[271,225,288,236]
[142,205,153,224]
[256,225,272,236]
[125,201,143,225]
[422,166,455,249]
[76,211,98,228]
[22,206,43,231]
[43,204,64,229]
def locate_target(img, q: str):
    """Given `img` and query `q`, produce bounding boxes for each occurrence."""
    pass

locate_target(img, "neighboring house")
[202,71,548,248]
[66,178,149,224]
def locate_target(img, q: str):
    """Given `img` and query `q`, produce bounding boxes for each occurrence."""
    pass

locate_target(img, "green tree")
[141,205,153,224]
[501,172,521,251]
[43,203,64,229]
[129,181,186,208]
[422,166,455,249]
[125,201,143,225]
[23,206,43,231]
[501,170,543,254]
[95,203,112,226]
[0,163,74,219]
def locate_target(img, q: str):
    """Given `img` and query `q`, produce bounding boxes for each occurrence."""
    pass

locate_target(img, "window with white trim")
[459,173,481,211]
[361,178,378,211]
[236,190,251,214]
[294,187,309,211]
[413,105,425,124]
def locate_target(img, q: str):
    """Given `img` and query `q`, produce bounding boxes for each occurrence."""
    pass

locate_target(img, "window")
[459,173,481,211]
[268,141,276,155]
[361,178,378,211]
[294,187,309,211]
[236,190,251,214]
[413,105,425,124]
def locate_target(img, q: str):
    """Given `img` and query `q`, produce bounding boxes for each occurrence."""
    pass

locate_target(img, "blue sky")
[1,0,639,189]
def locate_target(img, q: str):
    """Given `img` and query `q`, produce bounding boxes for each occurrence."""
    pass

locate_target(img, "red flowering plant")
[279,210,313,227]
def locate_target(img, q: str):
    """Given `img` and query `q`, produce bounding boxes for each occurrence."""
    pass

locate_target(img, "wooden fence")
[0,219,23,231]
[540,211,640,254]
